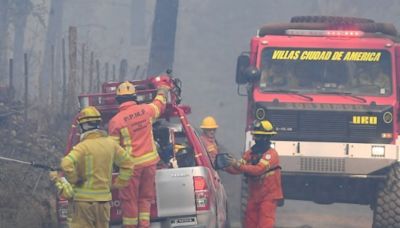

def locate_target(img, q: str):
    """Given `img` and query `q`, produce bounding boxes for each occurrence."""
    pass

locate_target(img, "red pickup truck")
[56,75,229,228]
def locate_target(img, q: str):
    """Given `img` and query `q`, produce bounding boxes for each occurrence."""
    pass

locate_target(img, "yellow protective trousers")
[69,201,110,228]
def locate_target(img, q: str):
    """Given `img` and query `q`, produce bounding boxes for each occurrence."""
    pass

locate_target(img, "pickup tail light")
[193,176,210,211]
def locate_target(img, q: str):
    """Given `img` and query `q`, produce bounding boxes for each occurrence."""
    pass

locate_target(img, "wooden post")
[96,59,100,92]
[119,59,127,82]
[8,58,13,99]
[81,43,85,93]
[24,53,28,122]
[61,38,67,115]
[112,64,116,81]
[133,65,140,79]
[50,45,55,106]
[105,62,109,83]
[89,51,94,92]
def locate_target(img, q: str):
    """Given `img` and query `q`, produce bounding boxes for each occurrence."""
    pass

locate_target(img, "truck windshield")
[259,48,393,96]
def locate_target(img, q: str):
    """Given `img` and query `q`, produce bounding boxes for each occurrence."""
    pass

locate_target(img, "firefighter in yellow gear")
[50,106,135,228]
[200,116,219,164]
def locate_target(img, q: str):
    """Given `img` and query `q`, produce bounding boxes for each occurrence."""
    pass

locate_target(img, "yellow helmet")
[77,106,101,125]
[251,120,277,135]
[200,116,218,129]
[116,81,136,96]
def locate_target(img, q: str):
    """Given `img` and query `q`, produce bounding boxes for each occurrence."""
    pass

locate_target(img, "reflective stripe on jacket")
[61,130,134,202]
[108,92,166,168]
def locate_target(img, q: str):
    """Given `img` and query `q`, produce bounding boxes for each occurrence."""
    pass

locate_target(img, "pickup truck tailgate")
[156,167,196,217]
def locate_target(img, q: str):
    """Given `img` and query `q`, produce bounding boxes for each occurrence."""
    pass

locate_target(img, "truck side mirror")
[236,54,250,84]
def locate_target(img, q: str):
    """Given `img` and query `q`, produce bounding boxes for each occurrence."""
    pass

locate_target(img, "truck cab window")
[260,48,392,96]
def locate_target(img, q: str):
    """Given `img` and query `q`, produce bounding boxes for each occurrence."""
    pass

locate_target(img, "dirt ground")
[276,200,372,228]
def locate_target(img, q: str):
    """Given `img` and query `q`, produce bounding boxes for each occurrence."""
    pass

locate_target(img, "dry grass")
[0,103,69,228]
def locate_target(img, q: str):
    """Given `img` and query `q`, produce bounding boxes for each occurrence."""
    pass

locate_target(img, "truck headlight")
[371,146,385,157]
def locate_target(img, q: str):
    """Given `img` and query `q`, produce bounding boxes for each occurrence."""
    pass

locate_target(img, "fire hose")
[0,155,61,193]
[0,155,59,171]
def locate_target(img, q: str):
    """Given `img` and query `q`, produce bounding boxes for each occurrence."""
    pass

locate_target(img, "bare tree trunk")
[39,0,64,103]
[50,45,55,106]
[8,58,14,100]
[24,53,28,122]
[12,0,32,99]
[89,52,94,92]
[96,59,100,92]
[61,39,66,116]
[0,0,10,82]
[105,62,109,83]
[81,44,85,93]
[112,64,116,81]
[67,26,78,116]
[147,0,179,76]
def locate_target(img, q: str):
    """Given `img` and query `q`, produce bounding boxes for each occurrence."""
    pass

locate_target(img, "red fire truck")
[235,16,400,227]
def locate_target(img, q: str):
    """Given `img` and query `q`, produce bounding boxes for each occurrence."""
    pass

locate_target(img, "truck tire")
[290,16,374,24]
[373,163,400,228]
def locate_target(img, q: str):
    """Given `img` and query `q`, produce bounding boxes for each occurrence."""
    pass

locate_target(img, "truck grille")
[262,103,393,144]
[300,157,345,172]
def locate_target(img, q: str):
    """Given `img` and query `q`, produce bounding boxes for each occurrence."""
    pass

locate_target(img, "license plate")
[170,216,197,227]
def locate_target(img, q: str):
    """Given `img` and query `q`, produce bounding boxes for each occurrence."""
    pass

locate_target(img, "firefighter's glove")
[226,155,241,168]
[151,75,173,90]
[51,175,74,200]
[112,178,129,190]
[49,171,60,182]
[59,177,74,199]
[215,153,233,169]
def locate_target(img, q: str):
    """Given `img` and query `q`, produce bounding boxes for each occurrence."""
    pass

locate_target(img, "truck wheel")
[290,16,374,24]
[373,163,400,228]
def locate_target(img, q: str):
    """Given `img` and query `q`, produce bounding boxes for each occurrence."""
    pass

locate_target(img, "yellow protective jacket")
[61,130,134,202]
